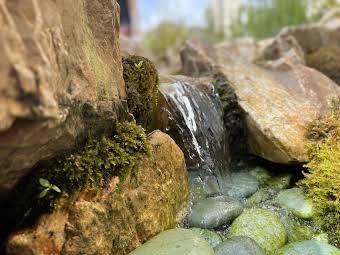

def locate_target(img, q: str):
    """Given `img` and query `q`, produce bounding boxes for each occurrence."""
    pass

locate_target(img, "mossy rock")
[249,167,272,185]
[129,228,215,255]
[276,188,314,219]
[276,240,340,255]
[280,216,316,243]
[122,55,159,130]
[306,46,340,85]
[4,121,150,234]
[190,228,224,248]
[229,208,287,255]
[266,174,292,190]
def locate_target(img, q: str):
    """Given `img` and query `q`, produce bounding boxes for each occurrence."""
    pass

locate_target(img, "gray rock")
[222,172,259,198]
[276,240,340,255]
[276,188,314,219]
[129,228,215,255]
[191,228,224,248]
[189,196,243,229]
[215,236,265,255]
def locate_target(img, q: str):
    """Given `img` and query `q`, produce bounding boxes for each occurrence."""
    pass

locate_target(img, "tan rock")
[180,40,340,164]
[6,131,189,255]
[0,0,126,198]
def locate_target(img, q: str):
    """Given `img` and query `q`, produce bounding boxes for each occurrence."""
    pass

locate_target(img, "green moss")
[298,99,340,246]
[306,46,340,86]
[4,121,150,233]
[122,55,159,130]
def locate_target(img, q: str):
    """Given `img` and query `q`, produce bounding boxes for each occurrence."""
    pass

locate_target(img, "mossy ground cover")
[123,55,159,131]
[299,99,340,246]
[3,121,150,237]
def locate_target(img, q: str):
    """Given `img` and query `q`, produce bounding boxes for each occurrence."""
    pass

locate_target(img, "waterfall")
[159,77,230,181]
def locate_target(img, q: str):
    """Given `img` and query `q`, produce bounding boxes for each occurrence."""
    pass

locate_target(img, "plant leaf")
[51,185,61,193]
[39,178,51,188]
[38,188,49,198]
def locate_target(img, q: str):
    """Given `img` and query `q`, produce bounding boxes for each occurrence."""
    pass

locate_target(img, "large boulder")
[180,40,340,164]
[6,131,189,255]
[0,0,126,199]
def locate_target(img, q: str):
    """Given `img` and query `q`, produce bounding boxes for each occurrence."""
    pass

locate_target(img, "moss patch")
[123,55,159,130]
[298,99,340,246]
[306,46,340,85]
[3,121,150,235]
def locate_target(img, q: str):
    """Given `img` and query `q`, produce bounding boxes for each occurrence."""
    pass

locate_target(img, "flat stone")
[189,196,243,229]
[276,188,314,219]
[276,240,340,255]
[229,208,287,255]
[215,236,265,255]
[129,229,215,255]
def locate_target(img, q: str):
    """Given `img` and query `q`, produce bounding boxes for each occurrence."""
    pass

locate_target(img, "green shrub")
[123,55,159,130]
[306,46,340,86]
[143,21,189,59]
[299,99,340,246]
[4,121,150,232]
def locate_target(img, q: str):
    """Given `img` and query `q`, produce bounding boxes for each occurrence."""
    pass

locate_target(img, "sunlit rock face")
[180,40,340,164]
[158,76,229,176]
[0,0,127,200]
[6,131,189,255]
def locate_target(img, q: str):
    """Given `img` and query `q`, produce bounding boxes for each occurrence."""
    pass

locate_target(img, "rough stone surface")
[229,208,287,255]
[180,40,340,164]
[277,240,340,255]
[129,228,215,255]
[0,0,126,199]
[215,236,266,255]
[276,188,314,219]
[189,196,243,229]
[6,131,189,255]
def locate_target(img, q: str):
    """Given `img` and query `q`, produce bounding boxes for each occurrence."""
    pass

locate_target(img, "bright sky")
[138,0,210,31]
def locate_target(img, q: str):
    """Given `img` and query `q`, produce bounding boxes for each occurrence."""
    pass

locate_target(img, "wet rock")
[189,196,243,229]
[276,240,340,255]
[0,0,126,199]
[180,40,340,164]
[158,75,229,174]
[276,188,314,219]
[266,174,292,190]
[245,188,273,207]
[129,228,215,255]
[215,236,265,255]
[6,131,189,255]
[222,172,259,199]
[191,228,224,248]
[229,208,287,255]
[281,216,316,243]
[249,167,272,185]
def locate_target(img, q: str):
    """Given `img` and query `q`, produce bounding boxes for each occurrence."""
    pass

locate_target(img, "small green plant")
[38,178,61,198]
[134,60,143,69]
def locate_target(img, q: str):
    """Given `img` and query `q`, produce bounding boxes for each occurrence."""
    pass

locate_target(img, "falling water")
[159,77,230,182]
